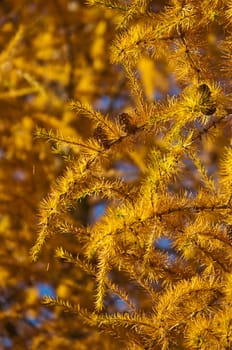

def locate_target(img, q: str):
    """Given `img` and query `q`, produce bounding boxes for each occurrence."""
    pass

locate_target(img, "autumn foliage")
[1,0,232,349]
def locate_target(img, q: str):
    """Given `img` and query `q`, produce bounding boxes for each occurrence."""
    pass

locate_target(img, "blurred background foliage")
[0,0,231,349]
[0,1,126,348]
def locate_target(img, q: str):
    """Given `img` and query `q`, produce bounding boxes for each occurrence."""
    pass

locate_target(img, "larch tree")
[1,0,232,349]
